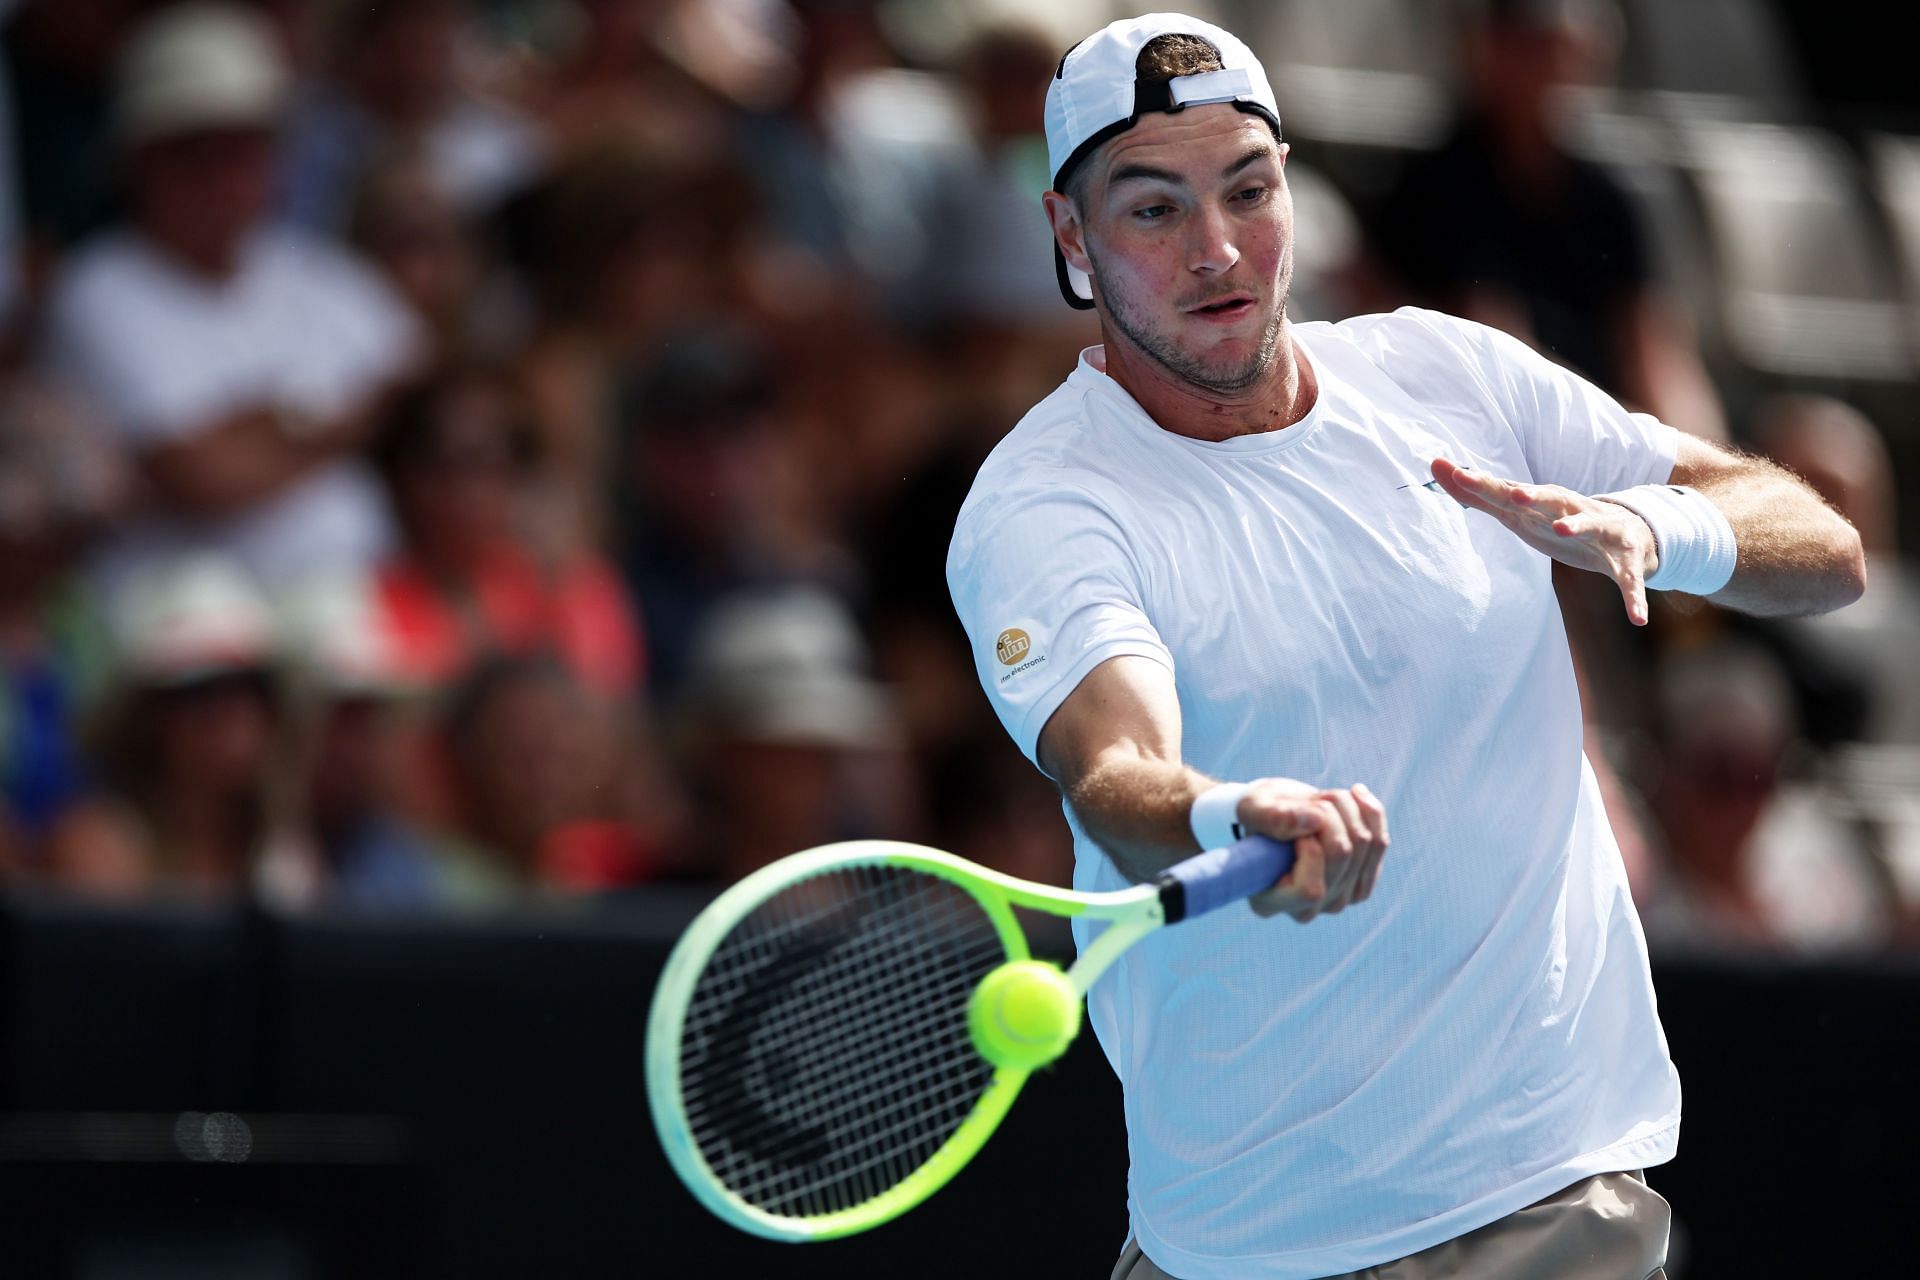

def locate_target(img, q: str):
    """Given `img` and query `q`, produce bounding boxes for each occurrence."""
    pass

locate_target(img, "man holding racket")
[947,13,1864,1280]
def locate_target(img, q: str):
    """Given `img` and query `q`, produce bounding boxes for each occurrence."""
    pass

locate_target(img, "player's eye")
[1233,185,1270,204]
[1133,204,1174,221]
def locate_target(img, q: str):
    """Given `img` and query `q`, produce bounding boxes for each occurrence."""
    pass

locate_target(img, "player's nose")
[1186,202,1240,275]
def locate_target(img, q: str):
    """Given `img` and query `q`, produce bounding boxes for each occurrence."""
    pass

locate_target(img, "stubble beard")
[1094,258,1289,396]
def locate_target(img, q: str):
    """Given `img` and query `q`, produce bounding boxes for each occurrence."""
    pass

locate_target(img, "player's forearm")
[1060,751,1212,884]
[1691,456,1866,616]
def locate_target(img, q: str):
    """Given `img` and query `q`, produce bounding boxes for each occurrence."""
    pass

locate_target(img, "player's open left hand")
[1429,456,1660,627]
[1236,778,1389,923]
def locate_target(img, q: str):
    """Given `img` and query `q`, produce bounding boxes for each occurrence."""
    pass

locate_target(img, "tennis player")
[946,14,1864,1280]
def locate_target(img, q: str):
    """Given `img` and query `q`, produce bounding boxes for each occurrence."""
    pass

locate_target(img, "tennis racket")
[645,833,1294,1241]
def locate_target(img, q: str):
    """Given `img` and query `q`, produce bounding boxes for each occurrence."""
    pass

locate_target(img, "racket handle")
[1155,835,1296,923]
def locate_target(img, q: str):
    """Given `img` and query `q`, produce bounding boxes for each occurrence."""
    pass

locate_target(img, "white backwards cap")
[1044,12,1281,309]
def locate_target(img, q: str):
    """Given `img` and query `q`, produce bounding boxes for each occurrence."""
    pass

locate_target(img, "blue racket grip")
[1155,835,1297,922]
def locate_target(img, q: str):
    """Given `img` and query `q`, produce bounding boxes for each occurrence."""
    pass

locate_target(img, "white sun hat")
[1044,12,1282,309]
[685,587,899,750]
[116,1,289,145]
[109,553,279,687]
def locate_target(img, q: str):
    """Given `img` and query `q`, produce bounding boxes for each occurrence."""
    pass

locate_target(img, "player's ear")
[1043,190,1094,279]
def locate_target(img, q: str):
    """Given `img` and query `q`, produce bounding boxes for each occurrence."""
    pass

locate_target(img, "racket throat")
[1152,873,1189,924]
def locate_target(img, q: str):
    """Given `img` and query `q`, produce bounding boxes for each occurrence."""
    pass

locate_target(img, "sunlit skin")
[1043,104,1316,442]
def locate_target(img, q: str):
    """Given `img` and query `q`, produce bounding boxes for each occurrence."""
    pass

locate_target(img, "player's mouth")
[1186,293,1256,321]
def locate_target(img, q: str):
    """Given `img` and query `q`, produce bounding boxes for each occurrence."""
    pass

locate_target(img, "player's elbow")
[1836,525,1868,609]
[1797,522,1867,615]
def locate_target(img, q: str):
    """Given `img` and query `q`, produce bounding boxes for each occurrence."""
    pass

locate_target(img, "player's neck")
[1098,325,1317,443]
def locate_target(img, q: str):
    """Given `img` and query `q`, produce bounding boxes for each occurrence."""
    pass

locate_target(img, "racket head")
[645,841,1036,1241]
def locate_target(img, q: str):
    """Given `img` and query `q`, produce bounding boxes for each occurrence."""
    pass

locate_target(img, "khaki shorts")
[1111,1170,1669,1280]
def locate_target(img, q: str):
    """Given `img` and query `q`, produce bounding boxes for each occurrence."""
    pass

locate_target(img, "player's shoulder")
[949,374,1133,557]
[1309,306,1514,364]
[965,376,1122,502]
[1307,307,1541,396]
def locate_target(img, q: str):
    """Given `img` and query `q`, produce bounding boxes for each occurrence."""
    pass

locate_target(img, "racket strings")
[690,870,1001,1216]
[678,864,1006,1220]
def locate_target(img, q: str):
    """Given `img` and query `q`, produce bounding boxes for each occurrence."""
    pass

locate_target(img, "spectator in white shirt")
[40,2,421,596]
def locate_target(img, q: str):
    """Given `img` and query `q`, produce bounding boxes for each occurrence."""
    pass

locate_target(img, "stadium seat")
[1615,0,1810,122]
[1672,119,1911,380]
[1240,0,1456,150]
[1866,132,1920,368]
[1554,86,1724,359]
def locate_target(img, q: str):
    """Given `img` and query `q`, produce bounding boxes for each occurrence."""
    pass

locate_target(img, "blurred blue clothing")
[325,815,451,910]
[2,589,109,840]
[2,653,89,835]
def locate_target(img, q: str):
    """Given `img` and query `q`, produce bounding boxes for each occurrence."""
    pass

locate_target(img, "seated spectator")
[279,0,544,232]
[1641,639,1894,955]
[1366,0,1726,442]
[370,366,642,699]
[1751,394,1920,748]
[614,330,826,699]
[346,152,490,359]
[909,17,1070,328]
[529,0,734,168]
[40,2,421,597]
[46,554,319,906]
[673,586,912,882]
[278,572,449,911]
[0,377,128,880]
[1748,394,1920,942]
[731,0,935,307]
[515,145,766,554]
[436,656,656,901]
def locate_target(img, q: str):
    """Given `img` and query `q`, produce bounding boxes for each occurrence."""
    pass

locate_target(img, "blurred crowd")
[0,0,1916,955]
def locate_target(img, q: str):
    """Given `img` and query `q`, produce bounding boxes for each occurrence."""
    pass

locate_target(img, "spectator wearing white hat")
[278,570,451,911]
[39,2,422,601]
[44,553,319,906]
[675,585,913,883]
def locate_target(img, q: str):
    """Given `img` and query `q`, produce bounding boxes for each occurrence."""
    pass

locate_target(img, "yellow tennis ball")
[968,960,1082,1070]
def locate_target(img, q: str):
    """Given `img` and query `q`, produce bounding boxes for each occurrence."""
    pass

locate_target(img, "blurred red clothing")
[375,546,642,696]
[538,819,658,891]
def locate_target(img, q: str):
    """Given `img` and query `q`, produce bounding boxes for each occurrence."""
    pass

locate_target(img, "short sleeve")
[269,238,423,421]
[947,483,1172,771]
[40,254,186,444]
[1403,309,1681,497]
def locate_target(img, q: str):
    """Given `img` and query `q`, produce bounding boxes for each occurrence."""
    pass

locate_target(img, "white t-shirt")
[43,227,419,588]
[947,308,1683,1280]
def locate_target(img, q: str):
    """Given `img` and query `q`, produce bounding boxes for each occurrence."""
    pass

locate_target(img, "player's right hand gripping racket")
[645,834,1294,1241]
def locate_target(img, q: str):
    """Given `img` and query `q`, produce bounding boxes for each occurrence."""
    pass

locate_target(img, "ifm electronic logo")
[995,627,1045,683]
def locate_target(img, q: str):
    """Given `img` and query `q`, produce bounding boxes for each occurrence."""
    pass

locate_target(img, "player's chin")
[1180,314,1264,352]
[1190,326,1274,372]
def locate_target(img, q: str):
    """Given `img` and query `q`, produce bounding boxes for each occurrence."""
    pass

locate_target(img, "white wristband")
[1595,483,1737,597]
[1190,781,1251,852]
